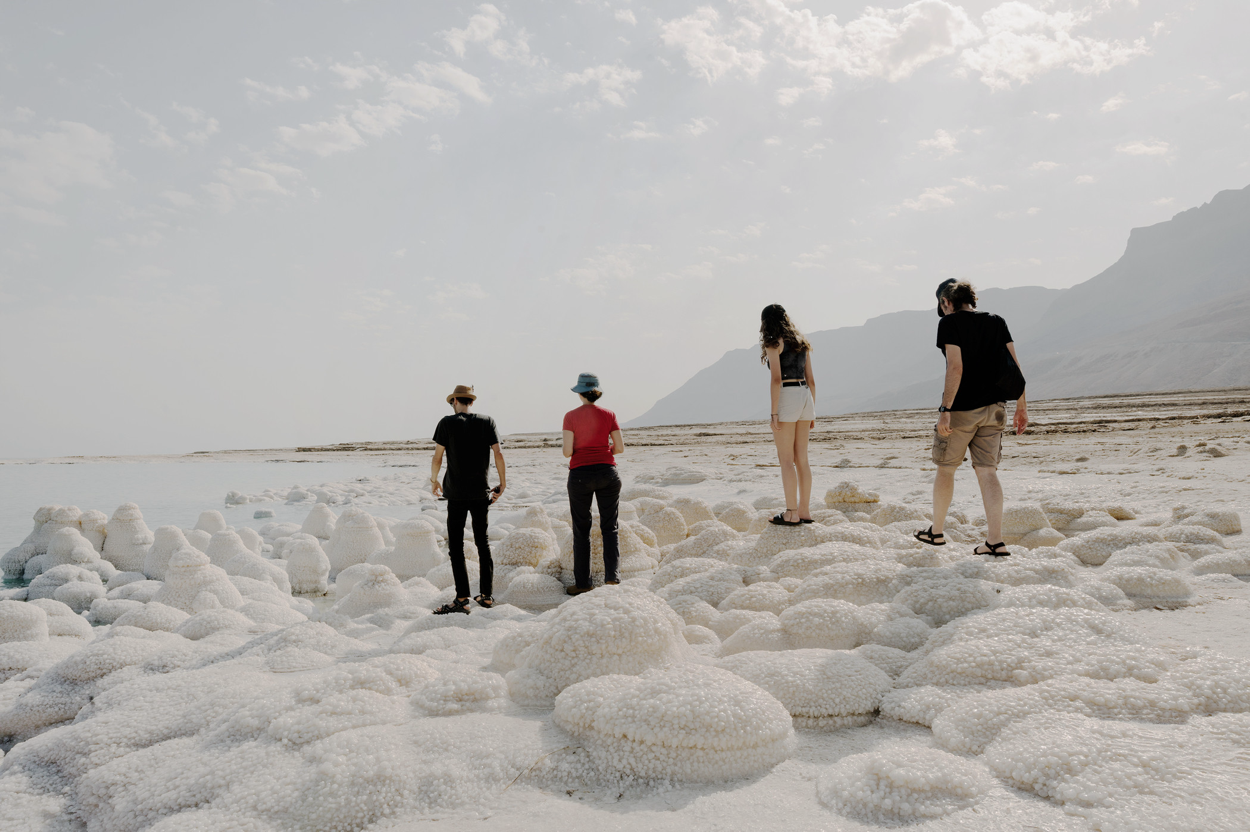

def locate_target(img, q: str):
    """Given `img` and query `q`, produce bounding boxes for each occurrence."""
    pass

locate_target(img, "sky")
[0,0,1246,458]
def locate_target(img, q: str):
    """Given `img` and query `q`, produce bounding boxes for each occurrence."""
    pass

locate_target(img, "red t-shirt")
[562,404,620,469]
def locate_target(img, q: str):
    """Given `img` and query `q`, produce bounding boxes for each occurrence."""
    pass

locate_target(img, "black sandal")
[914,525,946,546]
[433,597,472,615]
[974,541,1011,558]
[770,510,802,526]
[474,595,494,608]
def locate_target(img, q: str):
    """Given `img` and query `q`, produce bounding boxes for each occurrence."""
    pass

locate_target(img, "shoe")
[974,541,1011,558]
[914,526,946,546]
[604,580,620,586]
[474,594,494,608]
[433,597,471,615]
[769,510,801,526]
[566,585,593,595]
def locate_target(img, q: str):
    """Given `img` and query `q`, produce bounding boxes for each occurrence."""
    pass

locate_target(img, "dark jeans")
[567,463,621,589]
[446,499,492,599]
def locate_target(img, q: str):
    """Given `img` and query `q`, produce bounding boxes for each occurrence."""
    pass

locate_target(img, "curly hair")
[759,304,812,364]
[943,281,978,309]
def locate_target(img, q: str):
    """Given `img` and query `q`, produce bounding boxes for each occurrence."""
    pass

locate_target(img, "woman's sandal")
[770,509,802,526]
[974,541,1011,558]
[914,525,946,546]
[433,597,472,615]
[474,595,494,608]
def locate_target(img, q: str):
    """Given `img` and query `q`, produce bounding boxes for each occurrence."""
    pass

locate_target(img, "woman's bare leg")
[794,419,812,520]
[773,421,799,521]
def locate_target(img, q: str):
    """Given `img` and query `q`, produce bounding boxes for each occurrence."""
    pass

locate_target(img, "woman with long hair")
[760,304,816,525]
[561,372,625,594]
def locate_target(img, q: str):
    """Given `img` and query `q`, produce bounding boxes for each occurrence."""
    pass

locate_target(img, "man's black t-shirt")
[936,310,1014,411]
[433,413,500,501]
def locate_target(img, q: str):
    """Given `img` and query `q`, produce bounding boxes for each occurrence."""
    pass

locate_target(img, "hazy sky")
[1,0,1246,458]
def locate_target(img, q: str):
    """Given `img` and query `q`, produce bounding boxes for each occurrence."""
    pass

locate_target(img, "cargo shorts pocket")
[932,433,951,466]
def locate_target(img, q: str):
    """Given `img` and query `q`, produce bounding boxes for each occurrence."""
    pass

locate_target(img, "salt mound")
[555,521,658,585]
[0,600,48,644]
[143,526,190,580]
[824,482,879,514]
[300,503,337,539]
[892,578,999,626]
[1099,567,1193,606]
[933,675,1196,755]
[1190,549,1250,577]
[493,527,557,568]
[655,566,745,607]
[184,528,211,552]
[1059,527,1166,566]
[151,547,244,613]
[368,518,445,581]
[867,616,932,652]
[237,526,264,554]
[1103,542,1189,571]
[79,509,108,551]
[498,573,566,611]
[111,601,191,632]
[286,536,331,595]
[817,746,995,822]
[26,598,92,640]
[425,559,478,591]
[714,501,756,533]
[1,543,35,580]
[553,663,794,782]
[1161,652,1250,713]
[225,551,292,595]
[718,649,891,727]
[717,582,790,616]
[506,585,693,706]
[641,507,687,547]
[780,599,867,650]
[191,509,225,533]
[101,503,154,572]
[792,561,903,606]
[664,525,740,564]
[325,509,387,575]
[898,608,1173,688]
[410,668,509,716]
[204,529,249,567]
[1182,508,1241,535]
[42,528,100,571]
[744,523,840,565]
[993,584,1104,611]
[869,503,926,527]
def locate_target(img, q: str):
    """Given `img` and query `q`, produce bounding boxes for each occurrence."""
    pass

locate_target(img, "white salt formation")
[101,503,154,572]
[553,664,795,782]
[286,536,331,595]
[300,503,337,540]
[718,649,892,727]
[368,518,444,580]
[325,508,386,575]
[818,746,995,822]
[143,526,190,580]
[150,547,244,613]
[194,509,228,533]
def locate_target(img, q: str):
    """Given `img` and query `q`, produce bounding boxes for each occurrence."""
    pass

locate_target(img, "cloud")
[133,107,183,151]
[161,189,196,208]
[620,121,661,140]
[919,128,959,157]
[202,158,295,212]
[1116,139,1169,156]
[442,4,533,63]
[172,103,220,144]
[329,63,387,90]
[554,246,648,293]
[0,121,116,210]
[428,134,444,153]
[416,61,491,104]
[1229,91,1248,102]
[563,63,642,109]
[1101,93,1128,112]
[384,75,460,113]
[1031,160,1059,170]
[791,243,830,269]
[901,185,957,211]
[1074,174,1095,184]
[660,7,767,83]
[277,116,365,156]
[615,9,637,26]
[349,101,414,137]
[961,3,1150,90]
[801,117,822,128]
[243,78,312,104]
[681,117,715,136]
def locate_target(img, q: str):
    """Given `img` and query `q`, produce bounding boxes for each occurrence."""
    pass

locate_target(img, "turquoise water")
[0,460,423,553]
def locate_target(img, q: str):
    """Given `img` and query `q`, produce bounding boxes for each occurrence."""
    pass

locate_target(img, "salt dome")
[367,518,444,581]
[506,585,693,706]
[817,746,996,822]
[150,547,244,613]
[325,508,386,575]
[553,663,795,782]
[101,503,154,572]
[717,649,892,727]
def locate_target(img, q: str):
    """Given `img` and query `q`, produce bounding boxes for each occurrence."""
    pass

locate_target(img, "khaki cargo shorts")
[932,403,1006,469]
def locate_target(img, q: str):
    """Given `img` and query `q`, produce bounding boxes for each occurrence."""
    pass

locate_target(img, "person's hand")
[810,420,815,430]
[936,412,953,437]
[1014,407,1028,436]
[770,414,780,432]
[429,478,442,497]
[490,484,505,504]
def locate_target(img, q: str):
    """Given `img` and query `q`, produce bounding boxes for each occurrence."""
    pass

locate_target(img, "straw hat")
[446,384,477,404]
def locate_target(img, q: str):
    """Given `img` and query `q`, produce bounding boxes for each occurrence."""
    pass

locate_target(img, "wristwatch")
[938,405,952,413]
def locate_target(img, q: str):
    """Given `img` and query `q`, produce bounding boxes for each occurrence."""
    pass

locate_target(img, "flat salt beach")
[2,390,1249,831]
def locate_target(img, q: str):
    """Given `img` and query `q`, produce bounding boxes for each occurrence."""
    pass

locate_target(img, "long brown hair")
[759,304,811,364]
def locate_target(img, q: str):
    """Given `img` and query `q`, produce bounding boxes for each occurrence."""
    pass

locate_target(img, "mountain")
[628,184,1250,427]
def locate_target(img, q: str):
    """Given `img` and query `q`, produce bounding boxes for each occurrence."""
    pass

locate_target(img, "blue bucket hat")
[571,372,601,394]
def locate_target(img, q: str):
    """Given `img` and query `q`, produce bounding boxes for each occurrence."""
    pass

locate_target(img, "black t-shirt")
[936,310,1014,411]
[432,413,500,501]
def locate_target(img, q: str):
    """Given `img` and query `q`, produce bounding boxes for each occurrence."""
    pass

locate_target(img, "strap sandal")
[914,525,946,546]
[474,594,494,608]
[433,597,472,615]
[770,510,802,527]
[799,518,814,524]
[974,541,1011,558]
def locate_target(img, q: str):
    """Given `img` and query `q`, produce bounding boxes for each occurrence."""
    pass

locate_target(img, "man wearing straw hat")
[430,384,506,614]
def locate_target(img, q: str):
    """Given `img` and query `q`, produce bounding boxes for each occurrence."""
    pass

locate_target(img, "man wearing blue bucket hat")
[562,372,625,594]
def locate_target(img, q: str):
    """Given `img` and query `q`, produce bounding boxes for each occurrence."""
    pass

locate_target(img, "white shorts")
[777,386,815,422]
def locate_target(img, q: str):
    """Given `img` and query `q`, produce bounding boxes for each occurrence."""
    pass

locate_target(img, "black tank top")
[778,342,806,380]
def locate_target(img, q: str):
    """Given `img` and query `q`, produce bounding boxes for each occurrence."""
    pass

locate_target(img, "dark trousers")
[446,499,492,599]
[567,463,621,589]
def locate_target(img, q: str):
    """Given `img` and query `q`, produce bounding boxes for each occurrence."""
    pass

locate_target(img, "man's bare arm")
[1006,342,1028,435]
[429,445,445,497]
[937,345,963,437]
[491,443,506,502]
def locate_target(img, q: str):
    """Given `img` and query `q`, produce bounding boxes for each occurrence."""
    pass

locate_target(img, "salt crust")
[641,507,687,547]
[892,578,1000,626]
[325,508,386,576]
[150,548,244,614]
[368,518,445,580]
[933,675,1198,754]
[0,600,48,644]
[817,746,995,822]
[718,648,891,727]
[27,598,93,640]
[498,573,567,611]
[853,644,914,679]
[792,561,904,606]
[286,536,331,595]
[717,582,790,616]
[101,503,154,573]
[898,608,1173,688]
[1181,508,1242,535]
[300,503,337,539]
[867,616,932,652]
[506,586,692,706]
[553,664,794,782]
[1059,527,1167,566]
[1098,567,1193,604]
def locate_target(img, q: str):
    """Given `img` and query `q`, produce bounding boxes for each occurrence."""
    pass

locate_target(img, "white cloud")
[1026,206,1041,215]
[172,103,220,144]
[1151,197,1174,206]
[330,63,387,90]
[615,9,637,26]
[277,116,365,157]
[428,134,444,153]
[161,189,196,208]
[919,128,959,157]
[763,136,782,146]
[961,3,1150,90]
[442,4,533,63]
[681,117,715,136]
[1230,91,1249,102]
[1101,93,1129,112]
[660,7,767,83]
[801,117,822,128]
[621,121,661,140]
[1031,160,1059,170]
[1074,174,1095,184]
[0,121,116,208]
[417,61,491,104]
[350,101,414,137]
[243,78,312,104]
[791,243,830,268]
[134,107,182,151]
[902,185,957,211]
[384,75,460,113]
[202,159,294,212]
[1116,139,1169,156]
[563,63,642,109]
[555,246,648,293]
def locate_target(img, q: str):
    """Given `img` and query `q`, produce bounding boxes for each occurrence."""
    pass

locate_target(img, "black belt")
[782,380,807,387]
